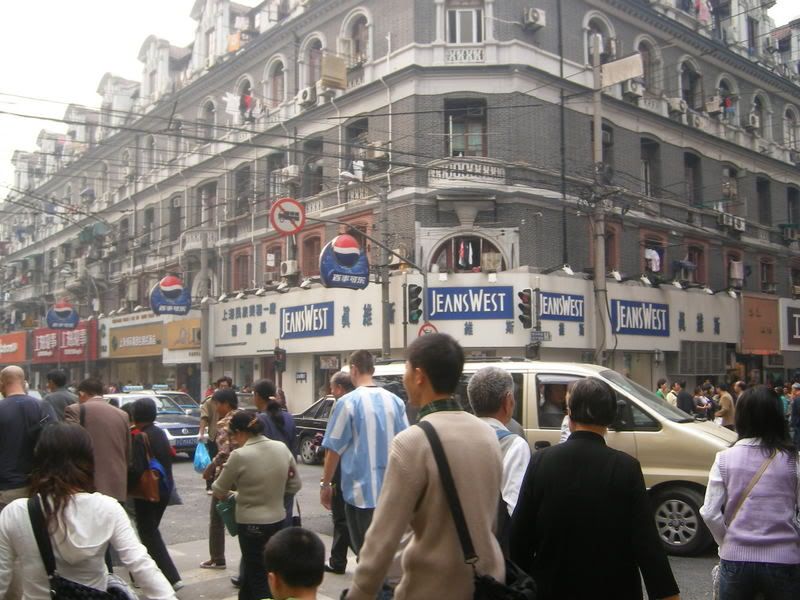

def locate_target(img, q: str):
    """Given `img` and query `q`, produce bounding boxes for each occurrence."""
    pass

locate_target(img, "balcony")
[427,158,507,189]
[445,46,485,64]
[180,228,218,252]
[11,283,44,303]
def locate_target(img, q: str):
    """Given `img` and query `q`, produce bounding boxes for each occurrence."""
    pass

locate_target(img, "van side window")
[536,374,581,429]
[612,398,659,432]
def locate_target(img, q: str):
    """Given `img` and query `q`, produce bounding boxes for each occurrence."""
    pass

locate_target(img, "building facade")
[2,0,799,406]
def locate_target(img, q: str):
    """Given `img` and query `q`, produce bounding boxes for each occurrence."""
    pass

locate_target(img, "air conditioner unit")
[315,80,336,100]
[367,141,389,160]
[732,217,746,232]
[622,79,643,99]
[667,97,688,115]
[689,113,706,129]
[280,260,299,277]
[745,112,761,131]
[523,8,546,30]
[281,164,300,183]
[296,86,317,108]
[718,212,734,227]
[705,96,723,115]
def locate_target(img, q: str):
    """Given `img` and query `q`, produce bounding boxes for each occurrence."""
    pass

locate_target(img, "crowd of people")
[2,338,800,599]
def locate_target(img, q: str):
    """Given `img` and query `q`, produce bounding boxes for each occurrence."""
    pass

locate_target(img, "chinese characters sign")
[32,321,97,363]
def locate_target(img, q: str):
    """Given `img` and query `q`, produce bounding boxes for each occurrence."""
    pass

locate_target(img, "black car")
[293,395,334,464]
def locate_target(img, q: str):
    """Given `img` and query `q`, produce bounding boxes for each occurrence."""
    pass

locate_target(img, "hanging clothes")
[458,240,467,268]
[644,248,661,272]
[729,260,744,280]
[224,92,240,116]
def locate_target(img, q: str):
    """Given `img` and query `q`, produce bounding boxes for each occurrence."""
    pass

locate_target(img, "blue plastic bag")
[193,442,211,473]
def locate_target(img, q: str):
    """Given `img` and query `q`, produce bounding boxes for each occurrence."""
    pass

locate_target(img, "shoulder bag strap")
[80,403,86,427]
[418,420,478,564]
[728,450,777,525]
[27,495,58,577]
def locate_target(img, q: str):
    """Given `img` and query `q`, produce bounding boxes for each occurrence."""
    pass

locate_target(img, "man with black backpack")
[467,367,531,554]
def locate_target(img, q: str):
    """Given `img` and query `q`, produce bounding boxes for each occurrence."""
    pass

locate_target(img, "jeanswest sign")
[280,301,334,339]
[539,292,585,322]
[610,300,670,337]
[427,286,513,320]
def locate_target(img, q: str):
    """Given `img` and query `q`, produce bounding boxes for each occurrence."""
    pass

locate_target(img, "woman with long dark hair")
[700,385,800,599]
[0,423,176,600]
[213,410,302,600]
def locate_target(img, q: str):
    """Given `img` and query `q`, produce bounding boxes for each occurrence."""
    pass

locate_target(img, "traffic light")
[517,288,533,329]
[407,284,423,324]
[274,347,287,373]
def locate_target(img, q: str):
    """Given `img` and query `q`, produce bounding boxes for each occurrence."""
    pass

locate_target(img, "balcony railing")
[180,228,218,252]
[446,46,485,64]
[427,158,507,189]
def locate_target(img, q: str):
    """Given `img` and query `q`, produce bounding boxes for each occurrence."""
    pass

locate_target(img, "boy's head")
[264,527,325,599]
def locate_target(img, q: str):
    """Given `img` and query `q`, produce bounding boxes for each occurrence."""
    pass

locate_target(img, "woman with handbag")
[0,423,177,600]
[213,410,302,600]
[130,397,183,590]
[700,385,800,599]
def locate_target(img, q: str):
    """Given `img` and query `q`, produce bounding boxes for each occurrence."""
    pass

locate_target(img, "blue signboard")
[150,275,192,316]
[428,286,514,320]
[319,234,369,290]
[539,292,585,322]
[610,299,670,337]
[280,301,335,339]
[46,300,80,330]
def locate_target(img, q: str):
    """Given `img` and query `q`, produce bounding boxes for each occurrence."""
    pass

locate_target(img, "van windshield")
[601,370,693,423]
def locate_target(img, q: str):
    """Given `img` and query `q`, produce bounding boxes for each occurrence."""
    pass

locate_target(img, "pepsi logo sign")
[159,275,184,300]
[319,234,370,290]
[150,275,192,316]
[331,234,361,268]
[46,299,80,330]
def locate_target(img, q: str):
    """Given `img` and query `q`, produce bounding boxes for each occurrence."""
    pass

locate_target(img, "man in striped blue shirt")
[320,350,408,555]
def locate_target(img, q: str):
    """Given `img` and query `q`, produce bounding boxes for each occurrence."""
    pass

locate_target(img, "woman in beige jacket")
[213,410,302,600]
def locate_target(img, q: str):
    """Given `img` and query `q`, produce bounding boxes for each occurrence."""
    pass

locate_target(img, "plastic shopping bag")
[193,442,211,473]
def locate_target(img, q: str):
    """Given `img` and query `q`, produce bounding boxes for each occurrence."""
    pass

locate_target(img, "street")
[158,456,717,600]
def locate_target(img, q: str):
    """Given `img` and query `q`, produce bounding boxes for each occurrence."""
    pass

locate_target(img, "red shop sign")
[32,320,97,364]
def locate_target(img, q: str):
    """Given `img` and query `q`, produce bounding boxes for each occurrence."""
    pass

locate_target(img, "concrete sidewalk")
[127,532,353,600]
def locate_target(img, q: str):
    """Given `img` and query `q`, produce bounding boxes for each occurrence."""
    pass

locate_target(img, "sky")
[0,1,798,193]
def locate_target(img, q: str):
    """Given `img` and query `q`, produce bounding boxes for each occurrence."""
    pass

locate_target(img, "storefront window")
[430,235,504,273]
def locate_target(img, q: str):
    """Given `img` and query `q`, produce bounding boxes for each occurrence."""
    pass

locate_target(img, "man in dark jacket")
[675,381,695,415]
[510,378,680,600]
[43,369,77,420]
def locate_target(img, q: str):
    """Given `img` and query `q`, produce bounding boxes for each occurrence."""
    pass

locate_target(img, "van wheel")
[652,486,711,556]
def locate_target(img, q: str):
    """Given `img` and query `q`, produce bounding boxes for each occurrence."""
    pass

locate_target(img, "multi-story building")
[2,0,799,403]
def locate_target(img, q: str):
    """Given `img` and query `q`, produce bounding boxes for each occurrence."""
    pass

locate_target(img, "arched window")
[751,96,766,137]
[718,78,738,124]
[267,61,285,108]
[760,258,776,293]
[121,150,133,181]
[641,233,666,275]
[233,253,252,290]
[302,236,321,276]
[783,107,798,148]
[585,17,614,65]
[430,235,505,273]
[199,101,216,139]
[637,39,660,92]
[683,244,706,284]
[238,79,254,123]
[171,118,185,157]
[680,61,702,110]
[350,15,369,65]
[307,39,323,86]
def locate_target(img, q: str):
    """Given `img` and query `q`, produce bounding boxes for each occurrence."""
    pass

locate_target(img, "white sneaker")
[172,581,184,591]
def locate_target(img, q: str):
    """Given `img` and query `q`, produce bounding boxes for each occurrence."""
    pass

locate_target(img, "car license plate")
[175,438,196,447]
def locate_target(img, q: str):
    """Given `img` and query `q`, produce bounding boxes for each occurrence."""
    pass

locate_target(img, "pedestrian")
[655,378,668,400]
[130,398,183,590]
[213,411,302,600]
[733,381,746,406]
[42,369,77,420]
[467,366,531,552]
[0,423,177,600]
[325,371,355,575]
[264,527,325,600]
[666,382,679,407]
[510,378,680,600]
[200,387,239,570]
[700,385,800,599]
[199,376,232,494]
[675,381,694,415]
[319,350,408,556]
[716,383,736,430]
[345,333,504,600]
[791,383,800,448]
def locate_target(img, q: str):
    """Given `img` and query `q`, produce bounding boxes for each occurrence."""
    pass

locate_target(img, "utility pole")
[591,33,608,367]
[200,233,210,398]
[379,183,390,358]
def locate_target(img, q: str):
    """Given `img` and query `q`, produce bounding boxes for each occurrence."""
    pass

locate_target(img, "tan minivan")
[372,358,736,556]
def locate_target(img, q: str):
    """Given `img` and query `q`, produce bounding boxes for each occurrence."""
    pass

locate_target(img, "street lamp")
[340,170,391,358]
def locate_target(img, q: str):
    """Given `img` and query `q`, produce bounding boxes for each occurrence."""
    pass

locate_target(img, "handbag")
[418,421,537,600]
[215,494,238,536]
[128,433,161,503]
[193,441,211,473]
[711,450,777,600]
[27,496,137,600]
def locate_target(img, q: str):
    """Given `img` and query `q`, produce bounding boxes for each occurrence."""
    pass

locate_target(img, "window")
[144,136,156,172]
[757,177,771,226]
[747,17,759,55]
[430,235,505,273]
[680,61,702,110]
[535,374,580,429]
[718,79,737,124]
[760,259,776,293]
[234,166,252,216]
[585,17,614,64]
[726,251,743,289]
[752,96,766,137]
[601,124,614,172]
[233,253,251,290]
[171,119,185,158]
[721,166,739,213]
[239,79,255,123]
[684,153,702,207]
[302,236,321,276]
[784,108,799,148]
[98,162,109,196]
[200,101,216,139]
[267,62,285,108]
[789,188,800,226]
[169,196,182,242]
[350,15,369,65]
[307,39,323,86]
[264,244,282,282]
[447,2,483,45]
[142,207,155,246]
[640,139,661,197]
[345,118,369,172]
[642,235,665,274]
[445,99,487,157]
[683,244,706,284]
[637,40,659,92]
[302,140,324,197]
[206,28,216,59]
[267,153,286,202]
[122,150,133,182]
[199,181,217,227]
